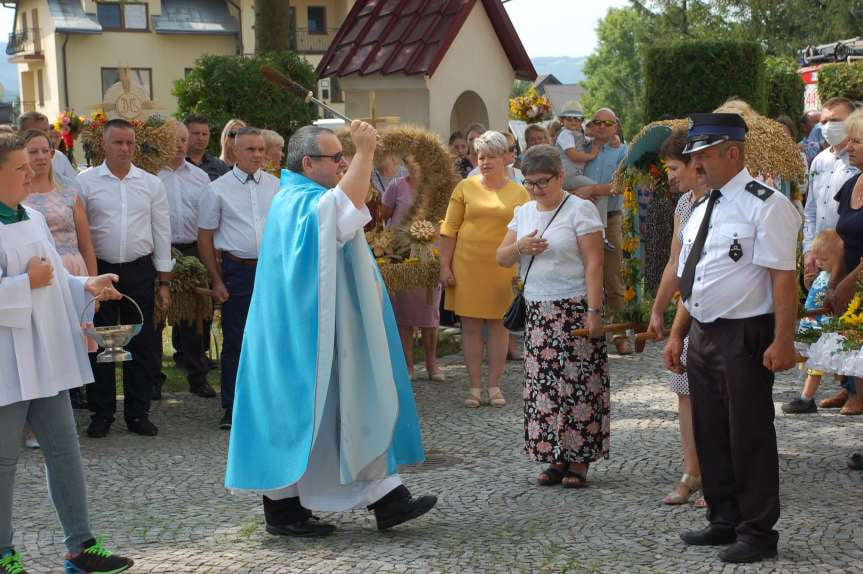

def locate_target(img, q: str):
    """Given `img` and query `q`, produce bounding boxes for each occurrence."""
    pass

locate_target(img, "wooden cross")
[358,91,400,128]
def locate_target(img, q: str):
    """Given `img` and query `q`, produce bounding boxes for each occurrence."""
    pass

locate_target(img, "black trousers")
[688,314,780,549]
[155,242,211,387]
[87,256,158,423]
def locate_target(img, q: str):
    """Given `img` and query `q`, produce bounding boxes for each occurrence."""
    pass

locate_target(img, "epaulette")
[745,180,775,201]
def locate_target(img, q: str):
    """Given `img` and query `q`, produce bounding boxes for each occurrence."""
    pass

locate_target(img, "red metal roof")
[316,0,536,81]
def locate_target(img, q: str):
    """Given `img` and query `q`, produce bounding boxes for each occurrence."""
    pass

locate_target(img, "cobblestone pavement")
[11,346,863,573]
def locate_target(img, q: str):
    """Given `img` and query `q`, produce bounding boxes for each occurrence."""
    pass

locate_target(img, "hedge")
[173,50,318,155]
[765,56,804,125]
[643,40,767,122]
[817,61,863,103]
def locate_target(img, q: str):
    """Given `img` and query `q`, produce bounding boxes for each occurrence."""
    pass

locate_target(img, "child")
[782,229,844,415]
[555,104,599,190]
[0,133,134,574]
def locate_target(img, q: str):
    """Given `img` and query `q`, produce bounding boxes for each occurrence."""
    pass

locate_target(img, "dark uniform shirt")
[188,153,230,182]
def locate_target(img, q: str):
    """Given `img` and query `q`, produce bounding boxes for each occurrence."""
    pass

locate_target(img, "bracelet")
[586,307,603,314]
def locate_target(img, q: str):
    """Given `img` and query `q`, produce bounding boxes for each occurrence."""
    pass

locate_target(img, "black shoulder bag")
[503,195,570,332]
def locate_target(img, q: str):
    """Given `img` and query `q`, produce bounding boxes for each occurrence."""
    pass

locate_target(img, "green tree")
[511,80,531,99]
[173,51,317,154]
[580,7,646,139]
[255,0,293,54]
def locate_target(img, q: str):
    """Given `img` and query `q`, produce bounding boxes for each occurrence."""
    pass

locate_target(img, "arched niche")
[449,90,489,134]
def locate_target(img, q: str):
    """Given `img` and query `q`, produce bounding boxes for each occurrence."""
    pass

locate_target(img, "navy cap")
[683,113,748,154]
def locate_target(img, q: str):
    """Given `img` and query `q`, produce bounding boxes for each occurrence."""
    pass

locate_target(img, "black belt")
[695,313,773,328]
[173,241,197,250]
[223,252,258,266]
[607,210,623,217]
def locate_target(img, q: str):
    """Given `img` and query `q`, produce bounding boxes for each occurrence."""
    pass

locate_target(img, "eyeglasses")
[523,175,557,190]
[590,120,617,127]
[309,152,344,163]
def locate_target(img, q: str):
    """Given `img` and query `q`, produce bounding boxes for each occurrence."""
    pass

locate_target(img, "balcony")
[289,28,339,54]
[6,28,43,60]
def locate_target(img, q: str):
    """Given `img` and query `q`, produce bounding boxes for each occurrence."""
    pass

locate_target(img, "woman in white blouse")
[496,144,608,489]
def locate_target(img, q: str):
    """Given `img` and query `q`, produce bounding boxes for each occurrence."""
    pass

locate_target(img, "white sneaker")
[24,435,40,449]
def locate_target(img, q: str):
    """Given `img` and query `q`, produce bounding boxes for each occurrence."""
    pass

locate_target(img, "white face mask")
[822,120,847,147]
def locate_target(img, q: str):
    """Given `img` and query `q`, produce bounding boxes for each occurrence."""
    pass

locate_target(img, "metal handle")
[80,293,144,326]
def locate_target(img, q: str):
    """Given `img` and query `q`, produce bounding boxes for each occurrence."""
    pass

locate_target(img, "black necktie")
[680,189,721,302]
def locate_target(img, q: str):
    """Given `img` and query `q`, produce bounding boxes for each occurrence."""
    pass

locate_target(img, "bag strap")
[521,194,570,286]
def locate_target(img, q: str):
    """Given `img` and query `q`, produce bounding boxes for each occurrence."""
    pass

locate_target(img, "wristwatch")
[157,280,171,287]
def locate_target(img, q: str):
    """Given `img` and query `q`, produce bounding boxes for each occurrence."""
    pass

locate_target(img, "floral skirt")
[523,297,610,464]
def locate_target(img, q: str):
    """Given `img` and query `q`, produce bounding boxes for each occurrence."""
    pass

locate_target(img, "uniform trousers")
[87,256,158,423]
[220,257,257,411]
[155,242,211,388]
[688,314,780,549]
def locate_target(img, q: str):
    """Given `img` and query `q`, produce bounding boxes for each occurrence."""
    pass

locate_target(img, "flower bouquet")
[509,86,552,123]
[53,110,85,151]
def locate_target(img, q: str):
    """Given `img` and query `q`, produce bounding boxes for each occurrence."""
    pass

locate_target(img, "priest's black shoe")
[370,486,437,531]
[719,541,777,563]
[189,382,217,398]
[86,417,112,438]
[680,525,737,546]
[127,417,158,436]
[265,516,336,538]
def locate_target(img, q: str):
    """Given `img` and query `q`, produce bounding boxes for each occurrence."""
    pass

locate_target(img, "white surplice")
[0,207,93,407]
[255,188,402,511]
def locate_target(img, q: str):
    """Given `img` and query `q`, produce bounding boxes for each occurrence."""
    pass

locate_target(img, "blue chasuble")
[225,170,424,491]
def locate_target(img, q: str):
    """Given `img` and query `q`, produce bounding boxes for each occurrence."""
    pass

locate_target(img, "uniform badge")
[729,239,743,262]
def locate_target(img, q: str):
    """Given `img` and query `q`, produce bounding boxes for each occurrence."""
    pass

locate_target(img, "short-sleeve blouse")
[675,190,695,242]
[22,188,81,256]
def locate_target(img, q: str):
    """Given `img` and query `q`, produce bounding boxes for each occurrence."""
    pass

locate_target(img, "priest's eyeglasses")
[523,175,557,190]
[309,152,344,163]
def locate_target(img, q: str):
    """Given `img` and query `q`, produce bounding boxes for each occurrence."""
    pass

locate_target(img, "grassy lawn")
[113,325,462,395]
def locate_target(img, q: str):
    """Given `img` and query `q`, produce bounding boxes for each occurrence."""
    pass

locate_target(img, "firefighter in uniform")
[664,113,801,564]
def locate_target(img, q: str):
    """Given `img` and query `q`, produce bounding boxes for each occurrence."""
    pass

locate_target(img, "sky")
[0,0,629,58]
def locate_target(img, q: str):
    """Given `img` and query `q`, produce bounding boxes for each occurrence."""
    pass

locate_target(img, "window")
[307,6,326,34]
[320,78,330,100]
[36,68,44,106]
[97,2,148,31]
[101,68,153,100]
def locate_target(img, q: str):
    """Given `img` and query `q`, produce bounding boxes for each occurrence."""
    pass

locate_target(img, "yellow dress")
[440,176,529,319]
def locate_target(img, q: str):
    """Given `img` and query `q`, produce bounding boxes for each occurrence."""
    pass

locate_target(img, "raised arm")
[339,121,378,209]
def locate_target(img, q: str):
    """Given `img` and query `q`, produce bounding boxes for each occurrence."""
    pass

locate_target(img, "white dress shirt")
[678,169,801,323]
[198,166,280,259]
[158,160,211,245]
[52,151,78,188]
[802,146,859,253]
[72,163,174,272]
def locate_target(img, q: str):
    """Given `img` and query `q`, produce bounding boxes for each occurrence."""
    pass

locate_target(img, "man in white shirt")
[72,118,173,438]
[154,122,217,400]
[198,127,279,430]
[17,111,78,186]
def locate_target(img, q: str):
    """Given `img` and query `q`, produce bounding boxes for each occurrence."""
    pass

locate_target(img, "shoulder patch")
[745,180,775,201]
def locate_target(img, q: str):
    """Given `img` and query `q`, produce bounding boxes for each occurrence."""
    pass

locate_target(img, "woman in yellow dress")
[440,131,529,408]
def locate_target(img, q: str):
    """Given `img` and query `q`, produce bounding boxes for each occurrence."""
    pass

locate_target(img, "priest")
[225,120,436,538]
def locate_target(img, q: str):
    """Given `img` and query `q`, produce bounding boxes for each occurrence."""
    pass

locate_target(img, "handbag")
[503,195,570,332]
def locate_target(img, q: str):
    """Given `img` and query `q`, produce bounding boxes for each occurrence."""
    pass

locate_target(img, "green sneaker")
[0,550,27,574]
[64,536,133,574]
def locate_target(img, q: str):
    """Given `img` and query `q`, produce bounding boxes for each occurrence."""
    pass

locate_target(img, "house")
[5,0,355,120]
[532,72,559,94]
[316,0,536,139]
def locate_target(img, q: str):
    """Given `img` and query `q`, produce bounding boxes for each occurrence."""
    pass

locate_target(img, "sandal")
[537,465,567,486]
[428,370,446,382]
[464,388,482,408]
[488,387,506,407]
[562,470,587,489]
[663,473,702,505]
[693,496,707,509]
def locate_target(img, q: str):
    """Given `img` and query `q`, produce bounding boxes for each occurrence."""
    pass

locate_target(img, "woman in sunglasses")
[219,118,247,166]
[496,144,607,488]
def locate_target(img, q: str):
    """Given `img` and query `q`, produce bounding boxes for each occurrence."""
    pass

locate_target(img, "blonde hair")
[811,228,843,257]
[219,118,247,164]
[845,108,863,140]
[21,129,58,188]
[261,129,284,150]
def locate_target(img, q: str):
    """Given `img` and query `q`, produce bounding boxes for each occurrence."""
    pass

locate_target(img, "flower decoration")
[509,86,552,123]
[409,219,436,244]
[52,110,85,151]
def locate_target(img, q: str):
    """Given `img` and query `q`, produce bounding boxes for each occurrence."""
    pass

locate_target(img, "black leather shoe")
[680,525,737,546]
[151,381,163,401]
[719,541,777,563]
[219,409,232,430]
[86,417,112,438]
[127,417,159,436]
[189,382,217,398]
[373,494,437,531]
[265,516,336,538]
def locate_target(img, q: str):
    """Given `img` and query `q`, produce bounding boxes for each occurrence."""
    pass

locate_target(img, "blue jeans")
[0,391,93,554]
[220,258,257,410]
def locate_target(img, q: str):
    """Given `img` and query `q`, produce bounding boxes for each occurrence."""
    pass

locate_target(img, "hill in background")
[531,56,587,84]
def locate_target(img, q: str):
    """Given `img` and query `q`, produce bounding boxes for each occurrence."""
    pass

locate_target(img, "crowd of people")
[1,92,862,572]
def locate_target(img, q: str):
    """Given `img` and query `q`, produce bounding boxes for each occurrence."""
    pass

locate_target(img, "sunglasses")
[227,131,237,138]
[523,174,557,190]
[309,152,344,163]
[590,120,617,127]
